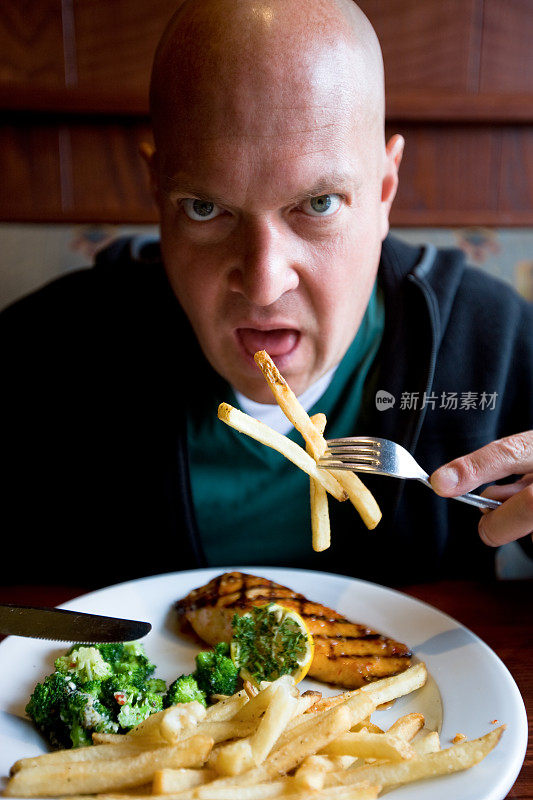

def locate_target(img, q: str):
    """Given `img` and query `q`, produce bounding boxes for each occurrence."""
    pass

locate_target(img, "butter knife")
[0,603,152,642]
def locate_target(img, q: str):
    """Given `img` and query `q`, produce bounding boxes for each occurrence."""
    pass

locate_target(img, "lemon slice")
[230,603,314,686]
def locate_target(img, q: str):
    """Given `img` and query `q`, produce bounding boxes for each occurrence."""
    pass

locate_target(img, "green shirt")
[187,282,385,566]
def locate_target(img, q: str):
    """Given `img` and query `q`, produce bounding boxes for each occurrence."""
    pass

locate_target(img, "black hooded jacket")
[2,234,532,588]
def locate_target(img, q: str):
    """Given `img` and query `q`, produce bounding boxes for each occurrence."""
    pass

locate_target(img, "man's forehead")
[150,0,384,152]
[156,116,370,205]
[160,165,363,207]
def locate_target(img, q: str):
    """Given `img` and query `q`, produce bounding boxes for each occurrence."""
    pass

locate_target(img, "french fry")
[293,755,331,790]
[308,413,331,552]
[274,691,373,751]
[386,712,425,742]
[293,753,357,788]
[320,730,416,761]
[275,707,337,748]
[194,765,272,799]
[209,739,256,776]
[266,704,353,774]
[412,730,441,755]
[233,676,295,724]
[92,733,128,744]
[192,779,290,800]
[112,702,206,747]
[273,782,381,800]
[360,662,427,707]
[243,681,259,699]
[10,741,152,774]
[250,682,299,764]
[351,721,384,735]
[3,736,214,797]
[205,690,249,721]
[306,694,346,715]
[293,690,322,717]
[160,703,207,744]
[217,403,347,502]
[152,766,216,793]
[253,350,381,529]
[325,726,505,790]
[198,720,257,743]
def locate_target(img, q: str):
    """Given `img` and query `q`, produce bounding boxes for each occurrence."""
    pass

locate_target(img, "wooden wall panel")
[480,0,533,93]
[66,121,155,221]
[0,1,531,226]
[358,0,483,93]
[0,123,63,219]
[497,128,533,221]
[72,0,178,91]
[0,1,64,88]
[389,124,499,225]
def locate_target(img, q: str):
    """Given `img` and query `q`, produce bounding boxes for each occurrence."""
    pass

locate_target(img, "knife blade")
[0,603,152,642]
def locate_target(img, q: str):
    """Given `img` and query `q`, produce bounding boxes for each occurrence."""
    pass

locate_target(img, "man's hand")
[430,431,533,547]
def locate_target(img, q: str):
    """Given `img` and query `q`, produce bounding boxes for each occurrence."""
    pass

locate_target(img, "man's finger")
[481,474,533,504]
[430,431,533,496]
[477,483,533,547]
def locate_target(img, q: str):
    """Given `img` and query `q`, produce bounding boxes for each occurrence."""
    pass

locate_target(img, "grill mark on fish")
[312,633,384,641]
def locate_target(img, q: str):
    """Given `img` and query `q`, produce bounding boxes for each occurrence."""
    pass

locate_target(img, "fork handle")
[419,479,501,510]
[450,492,501,510]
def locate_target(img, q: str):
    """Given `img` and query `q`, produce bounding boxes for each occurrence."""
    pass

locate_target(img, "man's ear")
[380,134,404,239]
[139,142,160,204]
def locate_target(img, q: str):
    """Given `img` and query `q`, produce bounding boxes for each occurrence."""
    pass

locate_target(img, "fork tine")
[318,461,380,473]
[325,445,380,456]
[323,449,380,462]
[322,453,381,466]
[326,437,380,447]
[326,444,379,453]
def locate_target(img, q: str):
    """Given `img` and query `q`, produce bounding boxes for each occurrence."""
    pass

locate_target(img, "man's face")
[151,34,398,402]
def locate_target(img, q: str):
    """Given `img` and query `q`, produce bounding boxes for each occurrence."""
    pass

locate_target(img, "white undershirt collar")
[233,364,338,435]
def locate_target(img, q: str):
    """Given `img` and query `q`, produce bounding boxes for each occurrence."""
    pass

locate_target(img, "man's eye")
[182,198,223,221]
[302,194,342,217]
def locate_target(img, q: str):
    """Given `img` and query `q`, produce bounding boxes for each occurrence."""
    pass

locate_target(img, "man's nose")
[228,217,299,306]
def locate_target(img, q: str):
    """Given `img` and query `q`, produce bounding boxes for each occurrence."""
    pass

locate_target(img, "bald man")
[2,0,532,587]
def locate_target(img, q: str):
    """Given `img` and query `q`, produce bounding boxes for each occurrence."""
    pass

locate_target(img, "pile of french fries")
[4,662,504,799]
[218,350,382,553]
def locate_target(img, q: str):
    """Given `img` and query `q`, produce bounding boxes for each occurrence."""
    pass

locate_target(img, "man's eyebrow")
[161,172,361,205]
[161,177,227,204]
[292,173,361,201]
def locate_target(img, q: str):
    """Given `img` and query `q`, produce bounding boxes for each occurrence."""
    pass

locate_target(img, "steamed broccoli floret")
[25,672,72,749]
[89,643,126,665]
[113,643,156,688]
[194,643,239,697]
[97,674,165,732]
[69,722,92,749]
[55,647,113,684]
[116,689,164,729]
[25,672,119,749]
[81,680,103,698]
[60,686,118,746]
[164,674,207,708]
[145,678,167,694]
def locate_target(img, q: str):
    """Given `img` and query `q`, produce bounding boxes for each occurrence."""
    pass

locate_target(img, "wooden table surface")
[0,579,531,798]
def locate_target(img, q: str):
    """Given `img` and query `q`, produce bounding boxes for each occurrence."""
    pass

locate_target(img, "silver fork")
[318,436,501,510]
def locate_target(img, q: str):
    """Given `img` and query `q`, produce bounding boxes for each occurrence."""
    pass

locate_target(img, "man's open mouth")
[236,327,300,358]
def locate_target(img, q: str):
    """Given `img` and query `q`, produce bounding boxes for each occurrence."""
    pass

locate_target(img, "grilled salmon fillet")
[176,571,412,689]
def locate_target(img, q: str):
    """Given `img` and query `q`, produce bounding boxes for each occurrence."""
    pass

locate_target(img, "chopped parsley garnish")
[231,603,308,685]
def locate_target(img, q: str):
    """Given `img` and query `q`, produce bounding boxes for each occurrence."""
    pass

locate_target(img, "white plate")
[0,567,527,799]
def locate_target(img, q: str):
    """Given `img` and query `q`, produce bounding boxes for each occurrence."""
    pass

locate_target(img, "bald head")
[149,0,385,156]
